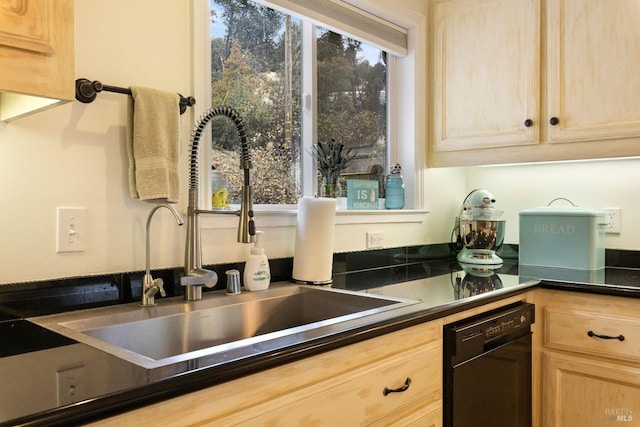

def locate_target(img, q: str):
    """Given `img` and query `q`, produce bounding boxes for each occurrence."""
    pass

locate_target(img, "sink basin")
[30,284,418,372]
[73,287,402,360]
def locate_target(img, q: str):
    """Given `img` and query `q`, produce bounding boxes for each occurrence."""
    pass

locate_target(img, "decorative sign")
[347,180,379,210]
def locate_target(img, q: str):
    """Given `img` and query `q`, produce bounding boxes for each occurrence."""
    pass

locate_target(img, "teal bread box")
[519,206,606,270]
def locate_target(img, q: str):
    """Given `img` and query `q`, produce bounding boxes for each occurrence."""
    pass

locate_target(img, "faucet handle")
[143,276,166,298]
[202,269,218,288]
[180,268,218,288]
[155,278,166,297]
[249,216,256,236]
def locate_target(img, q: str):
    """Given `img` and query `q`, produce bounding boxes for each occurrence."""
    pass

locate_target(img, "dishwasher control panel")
[444,302,535,364]
[484,310,531,340]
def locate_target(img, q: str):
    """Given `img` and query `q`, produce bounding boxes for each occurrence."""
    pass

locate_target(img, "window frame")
[300,20,316,199]
[193,0,426,226]
[300,21,393,200]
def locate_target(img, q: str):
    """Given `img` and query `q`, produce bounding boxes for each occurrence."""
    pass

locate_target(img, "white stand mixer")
[454,189,505,265]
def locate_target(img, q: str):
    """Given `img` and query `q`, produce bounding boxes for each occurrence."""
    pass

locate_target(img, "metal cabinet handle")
[549,116,559,125]
[524,119,533,127]
[383,377,411,396]
[588,330,625,341]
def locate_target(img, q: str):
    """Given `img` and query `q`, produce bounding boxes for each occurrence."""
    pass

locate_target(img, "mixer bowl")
[459,219,505,250]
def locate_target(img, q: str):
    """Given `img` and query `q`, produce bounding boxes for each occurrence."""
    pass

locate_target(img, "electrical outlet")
[56,365,86,406]
[367,231,384,249]
[603,208,621,234]
[56,207,86,252]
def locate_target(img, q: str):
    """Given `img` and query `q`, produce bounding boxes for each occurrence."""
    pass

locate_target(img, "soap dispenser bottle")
[244,231,271,291]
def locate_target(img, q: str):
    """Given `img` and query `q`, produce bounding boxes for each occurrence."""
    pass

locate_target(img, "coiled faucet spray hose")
[188,106,251,191]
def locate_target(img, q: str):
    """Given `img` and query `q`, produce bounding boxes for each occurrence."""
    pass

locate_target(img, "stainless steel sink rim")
[29,284,420,371]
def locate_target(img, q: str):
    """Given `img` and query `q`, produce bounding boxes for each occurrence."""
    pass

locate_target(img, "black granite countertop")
[0,320,76,358]
[2,264,640,427]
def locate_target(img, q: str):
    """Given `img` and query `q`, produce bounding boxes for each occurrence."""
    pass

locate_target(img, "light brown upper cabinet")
[428,0,640,167]
[0,0,74,122]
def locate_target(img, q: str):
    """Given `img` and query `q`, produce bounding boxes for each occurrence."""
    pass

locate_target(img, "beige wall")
[0,0,637,286]
[465,158,640,250]
[0,0,447,285]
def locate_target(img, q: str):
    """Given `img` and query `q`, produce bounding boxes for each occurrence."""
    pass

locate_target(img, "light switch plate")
[56,207,86,253]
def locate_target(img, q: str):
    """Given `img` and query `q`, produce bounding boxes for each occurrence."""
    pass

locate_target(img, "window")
[209,0,392,205]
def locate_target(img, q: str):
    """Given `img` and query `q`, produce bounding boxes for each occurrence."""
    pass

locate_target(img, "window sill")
[199,204,428,229]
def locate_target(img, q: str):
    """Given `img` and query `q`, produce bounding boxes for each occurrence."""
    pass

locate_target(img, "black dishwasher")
[443,302,534,427]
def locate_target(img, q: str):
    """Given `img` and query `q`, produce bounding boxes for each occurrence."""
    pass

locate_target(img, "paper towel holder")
[291,197,336,286]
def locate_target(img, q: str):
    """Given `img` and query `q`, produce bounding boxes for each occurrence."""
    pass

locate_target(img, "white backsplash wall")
[465,158,640,250]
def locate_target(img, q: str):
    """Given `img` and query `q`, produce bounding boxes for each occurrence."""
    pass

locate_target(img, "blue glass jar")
[385,174,404,209]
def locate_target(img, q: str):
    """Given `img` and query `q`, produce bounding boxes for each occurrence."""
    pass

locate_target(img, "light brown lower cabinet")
[87,292,538,426]
[543,351,640,427]
[88,319,443,426]
[237,343,441,426]
[538,289,640,427]
[84,286,640,426]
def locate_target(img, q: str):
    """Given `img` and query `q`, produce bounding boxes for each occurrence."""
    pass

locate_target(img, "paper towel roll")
[292,197,336,284]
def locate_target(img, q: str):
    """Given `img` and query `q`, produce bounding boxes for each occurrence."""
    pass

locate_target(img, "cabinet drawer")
[545,307,640,362]
[243,341,441,426]
[373,400,441,427]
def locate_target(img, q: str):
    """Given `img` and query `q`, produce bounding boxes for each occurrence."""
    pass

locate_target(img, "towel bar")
[75,78,196,114]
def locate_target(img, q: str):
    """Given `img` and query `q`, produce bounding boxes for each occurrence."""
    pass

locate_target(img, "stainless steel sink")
[72,287,402,360]
[30,284,418,372]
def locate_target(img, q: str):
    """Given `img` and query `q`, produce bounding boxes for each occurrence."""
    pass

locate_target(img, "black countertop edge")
[5,282,540,427]
[539,280,640,298]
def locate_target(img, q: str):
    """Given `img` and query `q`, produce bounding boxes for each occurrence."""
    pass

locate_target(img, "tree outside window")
[210,0,387,204]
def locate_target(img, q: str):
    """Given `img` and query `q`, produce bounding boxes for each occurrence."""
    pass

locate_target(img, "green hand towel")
[126,86,180,203]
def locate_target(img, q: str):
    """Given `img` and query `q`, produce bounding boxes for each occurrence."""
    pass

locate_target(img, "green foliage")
[210,0,387,204]
[213,145,300,205]
[315,28,387,171]
[310,139,357,183]
[214,0,282,72]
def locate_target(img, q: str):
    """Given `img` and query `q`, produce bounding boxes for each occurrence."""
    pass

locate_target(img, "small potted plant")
[310,139,357,197]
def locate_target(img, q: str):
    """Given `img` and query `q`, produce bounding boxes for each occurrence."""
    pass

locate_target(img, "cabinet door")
[430,0,540,153]
[547,0,640,143]
[0,0,74,121]
[0,0,53,54]
[373,401,441,427]
[543,351,640,427]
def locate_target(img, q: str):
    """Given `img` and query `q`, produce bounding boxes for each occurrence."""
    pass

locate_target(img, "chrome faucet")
[181,106,255,301]
[141,204,184,307]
